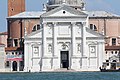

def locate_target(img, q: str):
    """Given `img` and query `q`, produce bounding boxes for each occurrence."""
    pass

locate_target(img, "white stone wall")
[24,28,105,72]
[0,45,5,72]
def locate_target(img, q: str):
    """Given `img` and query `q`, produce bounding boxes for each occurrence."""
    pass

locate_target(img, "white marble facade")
[24,5,105,72]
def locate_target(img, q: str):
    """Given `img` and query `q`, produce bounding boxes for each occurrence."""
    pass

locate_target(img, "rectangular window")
[112,38,116,45]
[106,60,109,66]
[90,24,93,30]
[5,61,10,67]
[14,39,18,47]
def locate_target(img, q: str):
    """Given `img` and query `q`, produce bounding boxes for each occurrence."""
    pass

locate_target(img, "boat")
[100,62,120,72]
[100,68,120,72]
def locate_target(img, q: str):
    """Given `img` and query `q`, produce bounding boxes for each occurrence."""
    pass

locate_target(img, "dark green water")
[0,72,120,80]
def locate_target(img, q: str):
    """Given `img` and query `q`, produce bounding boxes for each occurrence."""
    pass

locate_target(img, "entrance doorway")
[61,51,69,69]
[12,61,17,71]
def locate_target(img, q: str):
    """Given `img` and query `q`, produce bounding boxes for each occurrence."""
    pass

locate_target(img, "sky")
[0,0,120,32]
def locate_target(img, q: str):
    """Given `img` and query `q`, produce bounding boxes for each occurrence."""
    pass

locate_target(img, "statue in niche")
[76,22,82,34]
[48,26,52,34]
[48,44,52,53]
[77,44,81,53]
[47,23,53,34]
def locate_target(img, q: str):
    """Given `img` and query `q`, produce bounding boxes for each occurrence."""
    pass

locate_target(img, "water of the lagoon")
[0,72,119,80]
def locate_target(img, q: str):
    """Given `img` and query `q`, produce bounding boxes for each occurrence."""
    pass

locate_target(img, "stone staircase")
[54,68,76,72]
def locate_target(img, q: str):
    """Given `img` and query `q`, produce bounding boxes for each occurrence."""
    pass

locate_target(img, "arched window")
[32,24,41,32]
[90,24,97,31]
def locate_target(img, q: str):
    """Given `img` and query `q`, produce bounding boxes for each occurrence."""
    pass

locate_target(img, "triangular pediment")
[25,30,42,39]
[41,5,87,18]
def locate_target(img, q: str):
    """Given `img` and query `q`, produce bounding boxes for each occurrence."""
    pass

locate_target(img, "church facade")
[24,3,105,72]
[5,0,120,72]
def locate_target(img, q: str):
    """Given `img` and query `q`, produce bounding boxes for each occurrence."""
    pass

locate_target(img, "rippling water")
[0,72,120,80]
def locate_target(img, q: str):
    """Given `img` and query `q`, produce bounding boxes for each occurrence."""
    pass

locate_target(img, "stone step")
[54,68,75,72]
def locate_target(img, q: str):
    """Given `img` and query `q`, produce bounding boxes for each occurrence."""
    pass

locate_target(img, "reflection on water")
[0,72,120,80]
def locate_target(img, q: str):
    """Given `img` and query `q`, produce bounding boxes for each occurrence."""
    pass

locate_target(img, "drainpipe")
[20,19,24,71]
[20,19,23,48]
[7,20,11,47]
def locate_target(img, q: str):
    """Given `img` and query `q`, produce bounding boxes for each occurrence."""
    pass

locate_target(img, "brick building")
[5,0,25,71]
[8,0,25,17]
[7,0,25,47]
